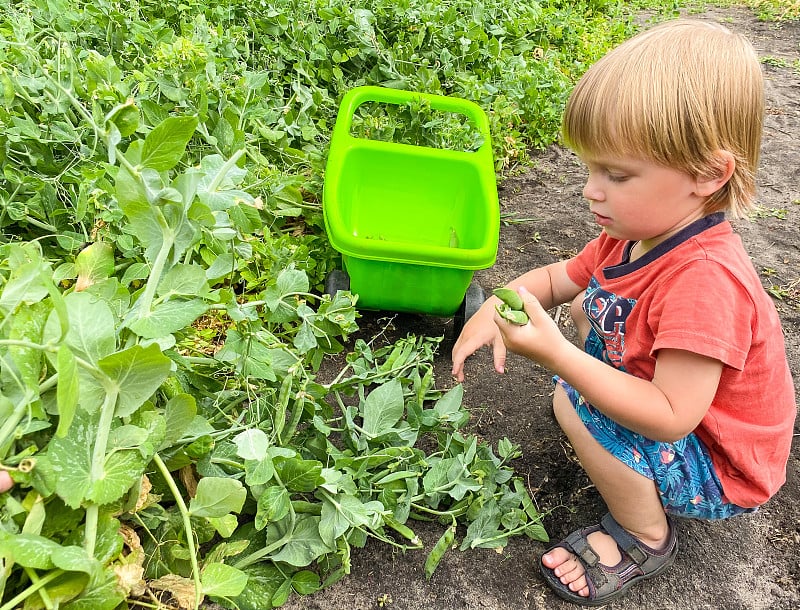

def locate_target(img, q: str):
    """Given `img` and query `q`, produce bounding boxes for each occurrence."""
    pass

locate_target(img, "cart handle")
[331,85,493,156]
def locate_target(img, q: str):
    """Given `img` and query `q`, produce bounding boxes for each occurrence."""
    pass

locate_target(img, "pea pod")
[424,522,456,579]
[492,287,528,325]
[492,287,524,311]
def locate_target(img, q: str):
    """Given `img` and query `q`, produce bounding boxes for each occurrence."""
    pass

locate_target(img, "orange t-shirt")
[566,213,796,507]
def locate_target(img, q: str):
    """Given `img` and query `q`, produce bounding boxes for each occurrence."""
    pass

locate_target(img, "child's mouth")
[592,212,612,226]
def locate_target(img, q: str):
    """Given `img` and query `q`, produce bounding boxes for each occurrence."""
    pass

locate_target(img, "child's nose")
[583,176,604,203]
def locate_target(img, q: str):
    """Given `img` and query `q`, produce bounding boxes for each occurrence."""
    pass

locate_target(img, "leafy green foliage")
[0,0,644,607]
[0,83,548,610]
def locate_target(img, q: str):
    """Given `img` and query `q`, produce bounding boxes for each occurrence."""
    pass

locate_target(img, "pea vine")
[0,0,644,607]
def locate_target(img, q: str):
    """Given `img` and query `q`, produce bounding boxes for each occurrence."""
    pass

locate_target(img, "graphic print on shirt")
[581,276,637,370]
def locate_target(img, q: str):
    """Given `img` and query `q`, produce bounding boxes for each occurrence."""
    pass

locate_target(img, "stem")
[233,473,295,569]
[180,356,221,366]
[153,454,202,610]
[84,384,118,556]
[23,569,54,610]
[206,149,245,193]
[324,358,420,391]
[22,215,58,233]
[0,390,35,460]
[0,570,64,610]
[0,342,103,380]
[410,502,468,519]
[38,373,59,394]
[135,226,174,320]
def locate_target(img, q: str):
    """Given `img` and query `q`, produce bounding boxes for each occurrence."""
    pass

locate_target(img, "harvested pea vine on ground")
[4,1,788,609]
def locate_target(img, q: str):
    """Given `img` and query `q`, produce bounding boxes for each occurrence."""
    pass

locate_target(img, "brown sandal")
[539,512,677,606]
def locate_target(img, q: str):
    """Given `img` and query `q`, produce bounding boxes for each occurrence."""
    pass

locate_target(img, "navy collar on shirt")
[603,212,726,279]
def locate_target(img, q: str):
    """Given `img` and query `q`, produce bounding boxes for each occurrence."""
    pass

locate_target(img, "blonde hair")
[562,19,764,218]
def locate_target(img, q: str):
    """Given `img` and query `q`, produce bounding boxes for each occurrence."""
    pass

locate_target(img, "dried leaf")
[149,574,199,610]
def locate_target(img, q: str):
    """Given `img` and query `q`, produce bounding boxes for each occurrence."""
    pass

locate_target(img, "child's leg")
[543,295,671,597]
[543,384,672,597]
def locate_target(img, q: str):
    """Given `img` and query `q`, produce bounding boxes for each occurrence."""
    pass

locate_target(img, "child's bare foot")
[541,529,623,597]
[539,513,677,605]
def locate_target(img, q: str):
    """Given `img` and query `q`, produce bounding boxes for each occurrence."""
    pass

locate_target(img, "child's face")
[578,153,709,248]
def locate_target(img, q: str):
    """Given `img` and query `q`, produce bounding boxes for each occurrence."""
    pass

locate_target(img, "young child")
[451,19,796,606]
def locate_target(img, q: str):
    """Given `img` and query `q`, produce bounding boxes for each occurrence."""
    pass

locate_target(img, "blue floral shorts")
[555,377,756,520]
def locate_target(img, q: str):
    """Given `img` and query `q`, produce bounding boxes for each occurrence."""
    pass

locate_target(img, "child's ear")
[695,150,736,197]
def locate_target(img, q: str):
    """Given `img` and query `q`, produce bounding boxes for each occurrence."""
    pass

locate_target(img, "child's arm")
[451,260,583,382]
[498,290,723,442]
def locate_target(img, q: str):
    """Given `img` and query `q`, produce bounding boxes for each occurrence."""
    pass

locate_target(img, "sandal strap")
[600,513,649,564]
[600,512,676,573]
[563,526,602,567]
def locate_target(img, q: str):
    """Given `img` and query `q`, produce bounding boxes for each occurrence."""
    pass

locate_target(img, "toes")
[541,545,572,569]
[542,547,589,597]
[567,574,590,596]
[542,549,589,597]
[557,557,583,582]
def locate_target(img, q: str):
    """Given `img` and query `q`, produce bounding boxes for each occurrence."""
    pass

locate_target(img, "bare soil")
[285,8,800,610]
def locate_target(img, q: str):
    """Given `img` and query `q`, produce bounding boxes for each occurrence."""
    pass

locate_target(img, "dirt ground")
[284,7,800,610]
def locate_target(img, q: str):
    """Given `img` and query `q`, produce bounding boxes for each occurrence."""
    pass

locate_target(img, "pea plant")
[0,0,647,606]
[0,29,548,610]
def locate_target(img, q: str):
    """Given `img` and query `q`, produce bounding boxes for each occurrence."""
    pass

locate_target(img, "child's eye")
[607,173,629,183]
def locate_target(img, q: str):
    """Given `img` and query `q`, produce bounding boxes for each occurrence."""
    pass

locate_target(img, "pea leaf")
[291,570,321,595]
[189,477,247,518]
[0,531,62,569]
[156,263,211,298]
[319,494,379,546]
[269,515,334,567]
[43,292,116,365]
[361,379,404,436]
[127,299,210,339]
[0,254,49,313]
[433,384,469,428]
[263,267,309,323]
[207,514,239,538]
[47,407,155,508]
[46,407,96,508]
[97,344,173,417]
[233,429,270,461]
[231,563,285,610]
[7,298,48,390]
[74,242,115,292]
[115,150,164,262]
[245,456,275,487]
[459,501,506,550]
[61,568,125,610]
[51,545,99,574]
[274,457,324,492]
[255,486,290,530]
[161,393,197,449]
[140,116,199,171]
[201,562,249,598]
[196,154,254,211]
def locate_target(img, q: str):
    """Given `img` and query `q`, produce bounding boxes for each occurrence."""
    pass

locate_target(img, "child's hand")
[494,287,571,370]
[451,298,508,381]
[0,470,13,494]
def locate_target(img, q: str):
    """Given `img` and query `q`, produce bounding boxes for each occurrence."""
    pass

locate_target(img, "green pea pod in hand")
[492,287,529,325]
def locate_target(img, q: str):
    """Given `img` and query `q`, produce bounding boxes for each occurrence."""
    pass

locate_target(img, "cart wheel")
[452,281,485,336]
[324,269,350,295]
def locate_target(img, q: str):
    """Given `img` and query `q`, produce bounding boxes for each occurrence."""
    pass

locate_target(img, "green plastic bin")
[323,86,499,316]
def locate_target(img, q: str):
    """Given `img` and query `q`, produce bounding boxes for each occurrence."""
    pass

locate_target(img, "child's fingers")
[0,471,13,494]
[492,333,508,374]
